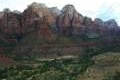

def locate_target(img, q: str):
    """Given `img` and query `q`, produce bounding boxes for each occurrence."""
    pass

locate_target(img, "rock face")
[94,18,104,27]
[33,17,56,42]
[49,7,61,18]
[83,16,92,27]
[57,5,84,35]
[0,2,119,42]
[104,19,118,28]
[22,2,55,34]
[0,10,22,35]
[104,19,118,36]
[0,2,120,60]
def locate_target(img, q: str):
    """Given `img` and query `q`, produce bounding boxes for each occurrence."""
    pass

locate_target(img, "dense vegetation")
[0,54,94,80]
[104,72,120,80]
[1,44,118,80]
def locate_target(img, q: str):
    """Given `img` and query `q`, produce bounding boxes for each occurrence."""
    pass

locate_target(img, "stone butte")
[22,2,55,34]
[57,4,84,35]
[0,8,22,35]
[0,2,119,42]
[0,2,119,59]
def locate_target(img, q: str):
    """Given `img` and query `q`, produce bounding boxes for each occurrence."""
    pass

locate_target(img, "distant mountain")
[0,2,120,59]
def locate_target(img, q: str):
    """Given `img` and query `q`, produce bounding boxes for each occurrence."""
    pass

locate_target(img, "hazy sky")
[0,0,120,25]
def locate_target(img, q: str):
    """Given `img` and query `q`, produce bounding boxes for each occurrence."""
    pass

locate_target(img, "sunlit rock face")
[0,9,22,35]
[22,2,55,34]
[62,5,80,19]
[0,2,120,56]
[56,4,84,35]
[0,2,119,40]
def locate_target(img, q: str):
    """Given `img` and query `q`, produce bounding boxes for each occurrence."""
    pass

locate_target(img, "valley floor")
[0,51,120,80]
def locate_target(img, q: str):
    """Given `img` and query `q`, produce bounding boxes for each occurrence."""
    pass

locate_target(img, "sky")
[0,0,120,25]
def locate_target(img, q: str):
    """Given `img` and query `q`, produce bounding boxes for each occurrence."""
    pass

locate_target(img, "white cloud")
[96,2,120,25]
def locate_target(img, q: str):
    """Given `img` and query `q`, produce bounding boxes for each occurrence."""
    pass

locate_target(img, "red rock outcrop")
[22,2,55,34]
[0,9,22,35]
[33,16,56,42]
[57,4,84,35]
[0,2,119,40]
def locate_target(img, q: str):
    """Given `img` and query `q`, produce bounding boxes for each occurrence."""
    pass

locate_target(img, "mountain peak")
[61,4,83,20]
[105,19,118,27]
[25,2,51,18]
[62,4,76,14]
[28,2,47,9]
